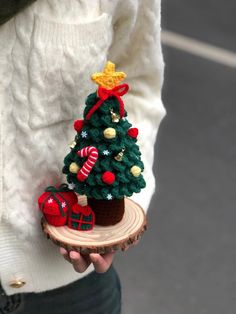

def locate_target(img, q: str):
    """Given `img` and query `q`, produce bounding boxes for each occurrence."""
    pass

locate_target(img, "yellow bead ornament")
[69,162,80,173]
[103,128,116,139]
[91,61,126,89]
[69,140,76,149]
[130,166,142,177]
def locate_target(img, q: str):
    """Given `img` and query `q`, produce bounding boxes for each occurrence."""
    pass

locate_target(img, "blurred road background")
[115,1,236,313]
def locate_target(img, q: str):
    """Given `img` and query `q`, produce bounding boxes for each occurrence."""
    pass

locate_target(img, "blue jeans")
[0,265,121,314]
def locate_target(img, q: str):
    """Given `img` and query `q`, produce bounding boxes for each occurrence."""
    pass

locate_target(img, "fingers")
[59,248,91,273]
[59,248,115,274]
[69,251,91,273]
[89,252,115,273]
[59,247,71,263]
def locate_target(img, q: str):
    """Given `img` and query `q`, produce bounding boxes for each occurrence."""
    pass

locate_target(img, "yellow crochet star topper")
[91,61,126,90]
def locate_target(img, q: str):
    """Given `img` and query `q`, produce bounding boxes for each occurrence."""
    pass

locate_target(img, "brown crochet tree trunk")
[87,197,125,226]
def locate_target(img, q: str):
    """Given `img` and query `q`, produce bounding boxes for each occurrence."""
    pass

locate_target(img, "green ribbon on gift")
[41,184,73,217]
[45,183,72,193]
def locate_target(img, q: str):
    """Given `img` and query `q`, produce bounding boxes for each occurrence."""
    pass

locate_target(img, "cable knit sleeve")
[107,0,166,212]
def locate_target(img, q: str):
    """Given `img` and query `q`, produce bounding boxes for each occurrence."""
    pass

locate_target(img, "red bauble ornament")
[74,119,84,133]
[127,127,138,138]
[102,171,116,185]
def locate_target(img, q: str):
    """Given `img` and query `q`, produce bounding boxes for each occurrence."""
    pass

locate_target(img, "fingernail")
[70,251,79,260]
[90,254,98,263]
[60,247,67,255]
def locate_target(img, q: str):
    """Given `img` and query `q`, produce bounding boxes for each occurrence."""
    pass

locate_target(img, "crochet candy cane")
[76,146,99,182]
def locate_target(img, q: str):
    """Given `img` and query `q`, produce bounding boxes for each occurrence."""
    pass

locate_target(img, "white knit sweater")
[0,0,166,295]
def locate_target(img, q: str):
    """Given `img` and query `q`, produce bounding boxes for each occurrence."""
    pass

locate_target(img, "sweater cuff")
[0,221,93,295]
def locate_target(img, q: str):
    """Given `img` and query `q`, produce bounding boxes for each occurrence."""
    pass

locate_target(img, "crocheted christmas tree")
[62,62,146,226]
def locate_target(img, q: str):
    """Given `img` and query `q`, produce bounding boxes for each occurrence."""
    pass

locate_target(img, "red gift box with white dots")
[38,188,78,226]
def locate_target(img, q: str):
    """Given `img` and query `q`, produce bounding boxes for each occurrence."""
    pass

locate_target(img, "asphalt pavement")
[115,1,236,313]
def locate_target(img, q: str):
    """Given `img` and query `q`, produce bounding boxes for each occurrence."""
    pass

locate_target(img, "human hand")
[59,247,115,273]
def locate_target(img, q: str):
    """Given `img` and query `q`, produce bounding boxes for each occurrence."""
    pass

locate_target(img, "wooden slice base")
[41,196,147,254]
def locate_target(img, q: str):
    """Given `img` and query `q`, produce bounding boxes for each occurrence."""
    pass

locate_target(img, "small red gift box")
[68,204,95,231]
[38,184,78,226]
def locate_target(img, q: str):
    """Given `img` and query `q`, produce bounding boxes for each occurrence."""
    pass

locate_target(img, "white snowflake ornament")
[61,202,66,208]
[81,131,88,138]
[48,198,54,204]
[68,182,75,190]
[103,150,110,156]
[107,193,113,200]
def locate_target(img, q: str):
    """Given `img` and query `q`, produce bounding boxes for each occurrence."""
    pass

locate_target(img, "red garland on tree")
[85,84,129,121]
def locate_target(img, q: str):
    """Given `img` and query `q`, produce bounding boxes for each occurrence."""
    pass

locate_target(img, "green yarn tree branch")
[62,92,146,200]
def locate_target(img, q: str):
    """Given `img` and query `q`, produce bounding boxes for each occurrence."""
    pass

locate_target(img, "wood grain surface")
[42,196,147,254]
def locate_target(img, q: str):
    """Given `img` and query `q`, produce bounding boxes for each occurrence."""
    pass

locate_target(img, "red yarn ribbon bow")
[85,84,129,120]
